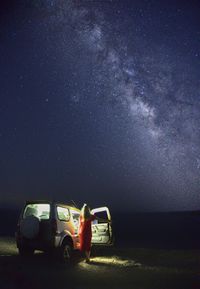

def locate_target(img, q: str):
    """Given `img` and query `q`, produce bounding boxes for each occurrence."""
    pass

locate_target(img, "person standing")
[78,204,96,263]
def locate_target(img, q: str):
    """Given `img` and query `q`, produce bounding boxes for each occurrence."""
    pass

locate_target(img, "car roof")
[25,200,80,212]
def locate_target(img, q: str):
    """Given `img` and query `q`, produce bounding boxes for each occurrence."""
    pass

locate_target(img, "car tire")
[59,241,73,263]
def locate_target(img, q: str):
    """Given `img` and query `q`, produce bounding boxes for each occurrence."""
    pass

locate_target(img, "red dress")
[78,214,96,252]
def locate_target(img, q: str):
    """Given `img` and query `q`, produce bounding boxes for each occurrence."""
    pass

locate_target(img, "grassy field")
[0,237,199,289]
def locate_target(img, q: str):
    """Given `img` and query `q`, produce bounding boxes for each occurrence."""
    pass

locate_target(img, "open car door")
[91,206,113,245]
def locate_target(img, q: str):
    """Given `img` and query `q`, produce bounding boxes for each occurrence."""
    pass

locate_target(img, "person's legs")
[88,250,91,260]
[85,250,91,262]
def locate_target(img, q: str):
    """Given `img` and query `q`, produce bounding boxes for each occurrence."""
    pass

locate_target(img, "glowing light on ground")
[78,256,141,269]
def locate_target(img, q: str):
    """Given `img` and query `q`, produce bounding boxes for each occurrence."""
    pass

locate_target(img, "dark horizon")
[1,201,200,214]
[1,206,200,251]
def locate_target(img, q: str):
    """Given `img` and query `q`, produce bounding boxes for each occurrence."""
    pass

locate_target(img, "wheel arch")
[61,234,74,249]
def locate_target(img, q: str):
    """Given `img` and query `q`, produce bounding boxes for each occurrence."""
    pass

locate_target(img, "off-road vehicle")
[15,200,113,261]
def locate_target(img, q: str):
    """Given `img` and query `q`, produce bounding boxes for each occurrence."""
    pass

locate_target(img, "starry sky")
[0,0,200,211]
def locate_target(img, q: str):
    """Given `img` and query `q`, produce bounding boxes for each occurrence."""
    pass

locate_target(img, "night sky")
[0,0,200,211]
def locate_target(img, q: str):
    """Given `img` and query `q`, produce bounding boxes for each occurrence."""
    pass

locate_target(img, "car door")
[91,207,113,245]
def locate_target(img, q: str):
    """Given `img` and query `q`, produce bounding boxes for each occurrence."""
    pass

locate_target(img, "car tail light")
[51,219,57,235]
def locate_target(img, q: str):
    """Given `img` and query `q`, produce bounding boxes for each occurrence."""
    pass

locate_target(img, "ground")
[0,238,199,289]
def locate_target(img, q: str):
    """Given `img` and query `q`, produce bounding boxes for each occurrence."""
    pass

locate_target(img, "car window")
[70,209,80,227]
[93,211,108,223]
[23,204,50,219]
[57,206,70,221]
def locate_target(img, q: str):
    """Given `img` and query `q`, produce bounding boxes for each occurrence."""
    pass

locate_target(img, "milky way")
[36,0,200,209]
[1,0,200,210]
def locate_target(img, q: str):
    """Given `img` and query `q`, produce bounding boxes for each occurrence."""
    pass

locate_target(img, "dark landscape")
[0,207,199,289]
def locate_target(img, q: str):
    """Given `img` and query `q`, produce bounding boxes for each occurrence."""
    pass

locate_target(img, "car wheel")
[18,247,34,257]
[59,242,73,263]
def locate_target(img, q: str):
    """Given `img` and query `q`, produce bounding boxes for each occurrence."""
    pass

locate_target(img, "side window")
[93,211,108,223]
[57,206,70,222]
[70,209,80,228]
